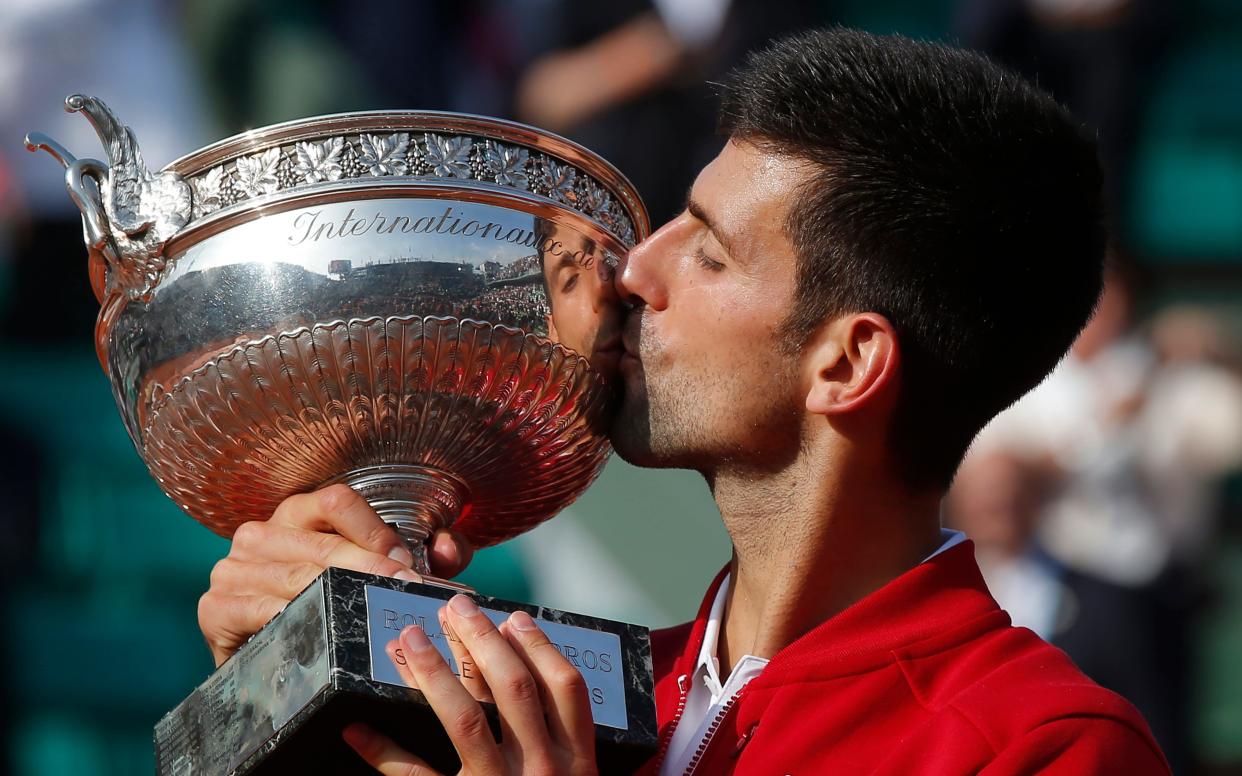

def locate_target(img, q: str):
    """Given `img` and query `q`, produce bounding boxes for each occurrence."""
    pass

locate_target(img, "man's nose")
[614,217,679,310]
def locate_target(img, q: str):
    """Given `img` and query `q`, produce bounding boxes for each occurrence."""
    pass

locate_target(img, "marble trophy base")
[154,568,657,775]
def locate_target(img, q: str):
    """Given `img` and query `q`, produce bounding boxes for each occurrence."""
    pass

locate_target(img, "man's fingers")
[504,610,597,757]
[439,609,492,703]
[385,639,421,690]
[398,624,506,774]
[270,484,414,566]
[229,523,419,582]
[429,530,474,578]
[208,556,326,600]
[197,592,288,667]
[443,596,556,762]
[342,722,441,776]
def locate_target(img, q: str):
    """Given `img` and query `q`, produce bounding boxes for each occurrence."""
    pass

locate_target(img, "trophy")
[28,95,656,774]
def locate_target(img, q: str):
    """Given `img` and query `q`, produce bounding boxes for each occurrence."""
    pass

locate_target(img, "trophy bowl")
[30,96,658,775]
[28,95,648,574]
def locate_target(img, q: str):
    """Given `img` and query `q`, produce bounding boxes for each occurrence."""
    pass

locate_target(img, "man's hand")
[198,484,473,667]
[342,595,598,776]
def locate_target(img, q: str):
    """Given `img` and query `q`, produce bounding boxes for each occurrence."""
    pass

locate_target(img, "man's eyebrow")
[685,194,737,259]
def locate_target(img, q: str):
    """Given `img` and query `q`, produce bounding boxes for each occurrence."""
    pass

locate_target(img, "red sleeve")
[980,717,1171,775]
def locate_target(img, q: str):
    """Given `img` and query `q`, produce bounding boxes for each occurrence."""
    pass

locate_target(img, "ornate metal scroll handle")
[25,132,117,301]
[24,94,192,299]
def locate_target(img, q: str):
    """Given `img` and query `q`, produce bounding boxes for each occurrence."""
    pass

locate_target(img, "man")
[198,28,1171,774]
[535,216,624,380]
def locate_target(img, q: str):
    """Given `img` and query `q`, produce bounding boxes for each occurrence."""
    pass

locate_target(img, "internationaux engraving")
[285,205,602,272]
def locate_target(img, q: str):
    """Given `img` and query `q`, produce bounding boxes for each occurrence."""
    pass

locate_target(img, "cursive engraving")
[288,206,542,249]
[286,204,602,272]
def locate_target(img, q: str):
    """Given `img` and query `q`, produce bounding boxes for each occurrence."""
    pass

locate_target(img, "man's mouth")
[594,334,624,357]
[620,312,643,371]
[620,332,641,360]
[619,344,641,374]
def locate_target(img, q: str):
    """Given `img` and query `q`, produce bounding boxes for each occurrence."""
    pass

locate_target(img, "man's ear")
[804,313,900,416]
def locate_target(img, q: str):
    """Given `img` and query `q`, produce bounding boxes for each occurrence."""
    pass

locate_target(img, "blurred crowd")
[948,266,1242,773]
[1,0,1242,774]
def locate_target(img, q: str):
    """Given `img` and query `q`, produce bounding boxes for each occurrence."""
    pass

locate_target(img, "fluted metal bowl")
[28,96,648,573]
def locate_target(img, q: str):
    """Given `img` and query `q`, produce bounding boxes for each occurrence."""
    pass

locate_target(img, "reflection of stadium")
[117,257,551,383]
[346,258,478,289]
[483,254,541,286]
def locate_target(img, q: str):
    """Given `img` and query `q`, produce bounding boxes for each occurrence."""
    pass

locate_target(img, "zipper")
[682,688,745,776]
[652,673,691,772]
[731,722,758,758]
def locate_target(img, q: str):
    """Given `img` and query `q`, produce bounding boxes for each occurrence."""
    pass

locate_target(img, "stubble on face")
[609,140,810,475]
[611,305,802,473]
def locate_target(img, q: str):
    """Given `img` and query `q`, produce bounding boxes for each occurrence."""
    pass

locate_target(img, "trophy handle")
[24,133,115,302]
[68,158,125,304]
[327,464,475,592]
[27,94,191,300]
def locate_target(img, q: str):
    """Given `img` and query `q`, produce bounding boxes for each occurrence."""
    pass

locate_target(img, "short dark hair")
[719,28,1106,489]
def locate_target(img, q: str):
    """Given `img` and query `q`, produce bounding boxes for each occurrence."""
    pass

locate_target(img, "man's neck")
[707,454,943,675]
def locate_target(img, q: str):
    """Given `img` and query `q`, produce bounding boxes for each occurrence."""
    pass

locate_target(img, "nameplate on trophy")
[364,585,630,730]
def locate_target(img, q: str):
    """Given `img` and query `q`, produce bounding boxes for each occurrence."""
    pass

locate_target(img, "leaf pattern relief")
[193,166,226,216]
[539,159,577,204]
[358,132,410,176]
[234,148,282,197]
[483,140,529,189]
[424,133,474,179]
[294,137,345,183]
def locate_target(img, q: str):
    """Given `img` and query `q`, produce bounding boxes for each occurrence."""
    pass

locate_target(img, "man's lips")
[594,334,624,356]
[619,342,641,372]
[620,327,640,356]
[620,315,642,368]
[619,335,640,361]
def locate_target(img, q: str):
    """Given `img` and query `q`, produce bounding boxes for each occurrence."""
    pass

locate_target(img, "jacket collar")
[670,565,730,687]
[673,541,1006,693]
[753,540,1006,688]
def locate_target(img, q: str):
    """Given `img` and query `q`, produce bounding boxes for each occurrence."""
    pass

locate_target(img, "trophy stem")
[327,464,471,586]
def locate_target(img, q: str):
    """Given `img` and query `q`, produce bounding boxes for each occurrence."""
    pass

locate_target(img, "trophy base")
[154,568,657,775]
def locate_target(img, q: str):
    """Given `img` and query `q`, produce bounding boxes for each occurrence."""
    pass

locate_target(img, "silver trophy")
[29,96,656,775]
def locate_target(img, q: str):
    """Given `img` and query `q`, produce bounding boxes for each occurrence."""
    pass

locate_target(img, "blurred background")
[1,0,1240,773]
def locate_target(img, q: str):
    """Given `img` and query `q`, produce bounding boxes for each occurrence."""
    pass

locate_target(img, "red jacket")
[639,542,1170,775]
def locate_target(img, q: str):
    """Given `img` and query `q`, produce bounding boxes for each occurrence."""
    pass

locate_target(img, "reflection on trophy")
[28,95,655,774]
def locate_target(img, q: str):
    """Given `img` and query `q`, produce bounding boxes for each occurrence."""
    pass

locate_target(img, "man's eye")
[561,273,579,293]
[695,251,724,272]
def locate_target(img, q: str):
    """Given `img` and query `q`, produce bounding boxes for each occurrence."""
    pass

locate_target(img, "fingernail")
[394,569,421,583]
[509,610,538,631]
[448,594,479,617]
[401,624,433,652]
[388,545,415,566]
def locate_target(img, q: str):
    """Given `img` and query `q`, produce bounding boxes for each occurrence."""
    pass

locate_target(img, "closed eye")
[695,250,724,272]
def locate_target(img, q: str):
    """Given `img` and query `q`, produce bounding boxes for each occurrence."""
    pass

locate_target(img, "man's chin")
[608,410,687,469]
[608,408,661,468]
[610,439,662,468]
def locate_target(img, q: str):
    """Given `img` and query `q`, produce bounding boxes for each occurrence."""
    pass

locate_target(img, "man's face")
[540,224,623,380]
[612,140,808,471]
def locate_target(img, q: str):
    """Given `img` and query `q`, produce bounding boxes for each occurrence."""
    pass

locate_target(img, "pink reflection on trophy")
[536,218,624,382]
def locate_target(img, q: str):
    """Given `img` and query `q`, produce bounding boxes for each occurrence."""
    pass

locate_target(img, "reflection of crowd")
[463,284,548,332]
[485,255,541,283]
[133,261,551,375]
